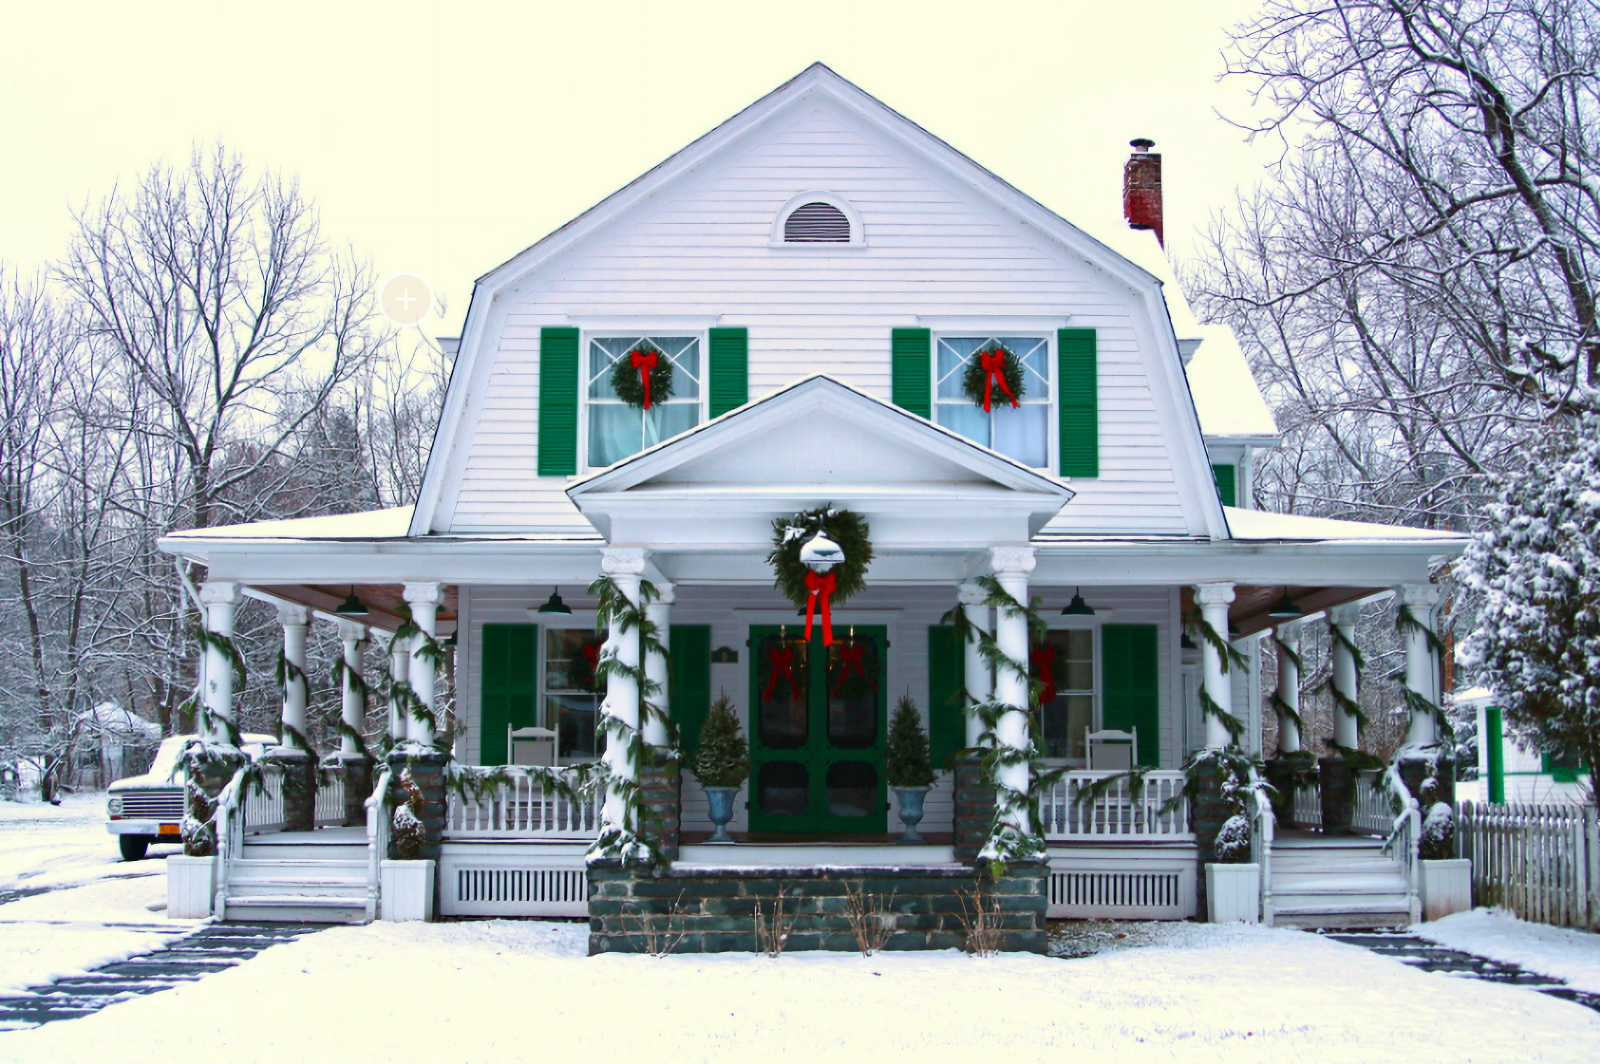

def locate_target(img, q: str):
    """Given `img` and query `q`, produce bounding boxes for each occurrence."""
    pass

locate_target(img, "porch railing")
[1291,782,1322,828]
[1352,770,1390,835]
[365,766,391,922]
[242,762,288,835]
[445,767,599,839]
[1378,766,1423,924]
[314,769,346,827]
[1251,770,1275,925]
[1039,770,1192,841]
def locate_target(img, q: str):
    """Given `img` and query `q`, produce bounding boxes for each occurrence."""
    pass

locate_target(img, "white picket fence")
[445,768,599,838]
[1038,770,1191,840]
[1458,801,1600,931]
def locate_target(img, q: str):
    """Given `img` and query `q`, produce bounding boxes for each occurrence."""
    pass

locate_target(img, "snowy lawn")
[0,792,178,891]
[4,918,1597,1061]
[1419,908,1600,993]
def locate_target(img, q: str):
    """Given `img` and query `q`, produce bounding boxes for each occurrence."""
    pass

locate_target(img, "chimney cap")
[1130,138,1156,151]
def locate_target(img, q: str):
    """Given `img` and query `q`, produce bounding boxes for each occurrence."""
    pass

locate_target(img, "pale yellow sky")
[1,0,1278,336]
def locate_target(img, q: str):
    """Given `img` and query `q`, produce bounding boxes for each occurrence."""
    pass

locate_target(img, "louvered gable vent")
[783,201,850,242]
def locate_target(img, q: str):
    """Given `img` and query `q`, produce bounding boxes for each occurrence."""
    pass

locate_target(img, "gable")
[417,66,1226,543]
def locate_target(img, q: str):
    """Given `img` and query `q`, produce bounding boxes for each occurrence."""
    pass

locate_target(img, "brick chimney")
[1123,138,1163,247]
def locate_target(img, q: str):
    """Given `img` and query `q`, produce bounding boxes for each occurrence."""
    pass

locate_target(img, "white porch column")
[1397,584,1445,748]
[277,603,311,750]
[387,633,410,744]
[338,620,368,755]
[199,582,242,744]
[600,548,648,840]
[643,581,673,748]
[989,547,1035,834]
[958,581,992,748]
[1329,603,1362,750]
[1196,583,1237,748]
[403,583,444,747]
[1273,621,1302,755]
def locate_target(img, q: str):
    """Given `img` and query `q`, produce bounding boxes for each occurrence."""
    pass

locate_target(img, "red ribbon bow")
[833,642,878,694]
[580,642,601,690]
[1031,645,1057,704]
[804,569,837,646]
[764,644,801,703]
[630,349,659,409]
[978,350,1019,412]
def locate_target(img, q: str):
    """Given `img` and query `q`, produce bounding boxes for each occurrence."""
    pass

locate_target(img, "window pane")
[588,404,643,467]
[1004,336,1051,400]
[546,694,600,760]
[992,404,1047,467]
[936,337,982,398]
[825,761,878,818]
[758,761,808,818]
[546,629,603,693]
[643,401,699,450]
[756,634,809,749]
[1042,694,1093,760]
[827,635,880,749]
[935,402,990,449]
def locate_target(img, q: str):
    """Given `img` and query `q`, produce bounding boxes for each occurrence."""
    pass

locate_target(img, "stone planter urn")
[703,786,740,844]
[166,854,216,919]
[1205,862,1261,924]
[380,859,435,921]
[1421,858,1472,921]
[893,786,931,844]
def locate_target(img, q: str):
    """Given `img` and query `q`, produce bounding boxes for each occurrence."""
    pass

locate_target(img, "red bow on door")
[1031,645,1057,704]
[978,350,1019,412]
[833,642,878,694]
[804,569,837,646]
[630,349,659,409]
[764,644,801,703]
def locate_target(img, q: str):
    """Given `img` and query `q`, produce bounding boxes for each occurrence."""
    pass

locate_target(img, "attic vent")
[783,201,851,242]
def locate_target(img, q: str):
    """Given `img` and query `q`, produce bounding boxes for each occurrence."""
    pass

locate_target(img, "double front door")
[748,624,888,834]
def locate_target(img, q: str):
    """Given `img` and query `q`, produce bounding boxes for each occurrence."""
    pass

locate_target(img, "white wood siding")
[443,102,1193,535]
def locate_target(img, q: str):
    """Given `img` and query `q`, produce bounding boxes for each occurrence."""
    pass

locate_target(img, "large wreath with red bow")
[610,343,676,411]
[961,344,1027,413]
[766,505,873,646]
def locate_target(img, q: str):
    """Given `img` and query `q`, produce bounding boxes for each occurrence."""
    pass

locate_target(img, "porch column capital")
[1395,583,1444,612]
[989,545,1035,577]
[1194,582,1236,607]
[957,580,989,607]
[1274,620,1302,645]
[337,619,369,644]
[276,602,311,628]
[1328,603,1362,626]
[199,581,243,608]
[653,580,676,605]
[403,582,445,606]
[601,547,649,578]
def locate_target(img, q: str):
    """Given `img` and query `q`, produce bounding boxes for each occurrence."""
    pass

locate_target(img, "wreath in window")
[961,344,1026,412]
[610,342,675,411]
[564,637,605,692]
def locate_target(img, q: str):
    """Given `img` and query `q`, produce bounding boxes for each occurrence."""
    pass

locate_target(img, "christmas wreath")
[961,344,1026,412]
[767,505,873,645]
[609,343,675,410]
[564,637,604,692]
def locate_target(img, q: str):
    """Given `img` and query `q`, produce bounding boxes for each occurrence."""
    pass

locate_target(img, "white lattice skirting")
[437,843,590,917]
[1046,847,1198,919]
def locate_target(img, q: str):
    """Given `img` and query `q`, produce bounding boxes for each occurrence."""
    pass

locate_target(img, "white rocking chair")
[508,725,557,767]
[1086,728,1137,771]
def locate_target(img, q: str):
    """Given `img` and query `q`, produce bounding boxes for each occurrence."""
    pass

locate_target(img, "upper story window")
[934,335,1052,468]
[783,201,851,242]
[586,335,702,468]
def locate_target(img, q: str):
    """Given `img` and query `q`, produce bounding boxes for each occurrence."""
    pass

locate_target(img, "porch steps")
[221,831,371,924]
[1269,833,1412,929]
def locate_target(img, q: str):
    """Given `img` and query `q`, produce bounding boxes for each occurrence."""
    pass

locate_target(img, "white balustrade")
[315,771,346,827]
[242,763,288,835]
[1292,782,1323,828]
[1039,770,1191,841]
[1351,770,1389,835]
[445,767,599,839]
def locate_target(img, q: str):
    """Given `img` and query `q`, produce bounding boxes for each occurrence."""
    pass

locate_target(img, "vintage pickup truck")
[105,733,277,859]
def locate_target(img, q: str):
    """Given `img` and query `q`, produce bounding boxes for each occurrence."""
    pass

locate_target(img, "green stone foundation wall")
[587,861,1047,955]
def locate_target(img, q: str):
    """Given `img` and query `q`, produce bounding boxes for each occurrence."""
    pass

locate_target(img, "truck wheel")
[119,835,150,861]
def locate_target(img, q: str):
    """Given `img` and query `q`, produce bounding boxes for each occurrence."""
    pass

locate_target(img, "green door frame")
[748,624,888,835]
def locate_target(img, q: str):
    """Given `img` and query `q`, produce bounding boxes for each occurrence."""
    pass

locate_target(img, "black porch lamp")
[334,585,369,617]
[1060,587,1096,617]
[535,588,573,616]
[1268,588,1304,619]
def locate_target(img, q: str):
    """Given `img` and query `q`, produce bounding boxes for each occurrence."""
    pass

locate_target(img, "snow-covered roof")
[1186,325,1278,439]
[164,507,414,541]
[1225,507,1467,543]
[78,703,160,740]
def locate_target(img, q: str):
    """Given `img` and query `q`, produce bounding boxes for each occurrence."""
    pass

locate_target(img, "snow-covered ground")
[3,918,1596,1061]
[1419,908,1600,994]
[0,794,197,996]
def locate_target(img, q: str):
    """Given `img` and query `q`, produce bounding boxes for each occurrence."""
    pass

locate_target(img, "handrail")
[1380,765,1423,924]
[365,766,392,923]
[210,762,251,919]
[1250,769,1275,926]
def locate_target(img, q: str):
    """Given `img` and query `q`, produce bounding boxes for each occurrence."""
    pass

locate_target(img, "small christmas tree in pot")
[689,692,751,845]
[886,694,935,844]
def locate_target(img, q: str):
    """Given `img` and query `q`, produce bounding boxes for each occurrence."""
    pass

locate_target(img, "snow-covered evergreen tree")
[1460,416,1600,813]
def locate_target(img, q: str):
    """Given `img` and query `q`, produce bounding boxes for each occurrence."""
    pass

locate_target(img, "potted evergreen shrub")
[689,692,750,844]
[380,769,435,920]
[886,694,935,844]
[1200,750,1264,924]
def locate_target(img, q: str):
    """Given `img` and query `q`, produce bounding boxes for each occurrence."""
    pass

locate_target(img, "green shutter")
[708,328,748,418]
[537,327,580,476]
[480,624,539,765]
[1212,463,1237,507]
[1058,328,1098,477]
[1484,707,1504,803]
[928,625,965,766]
[891,328,932,418]
[670,625,712,759]
[1101,624,1158,767]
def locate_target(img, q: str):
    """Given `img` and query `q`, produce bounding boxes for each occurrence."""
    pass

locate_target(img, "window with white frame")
[542,626,606,763]
[1037,627,1095,762]
[585,335,703,468]
[934,335,1051,468]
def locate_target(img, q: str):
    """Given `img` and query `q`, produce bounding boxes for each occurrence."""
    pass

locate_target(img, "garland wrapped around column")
[385,604,454,755]
[1190,612,1248,743]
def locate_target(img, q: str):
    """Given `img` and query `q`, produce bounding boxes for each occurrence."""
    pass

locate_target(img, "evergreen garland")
[960,344,1027,411]
[393,769,426,860]
[886,694,935,789]
[688,692,752,788]
[609,342,676,410]
[275,650,308,704]
[767,505,873,610]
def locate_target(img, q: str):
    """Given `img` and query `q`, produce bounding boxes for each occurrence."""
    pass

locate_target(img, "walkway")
[1320,930,1600,1014]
